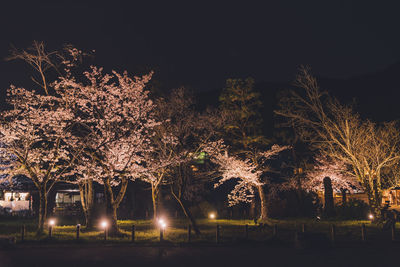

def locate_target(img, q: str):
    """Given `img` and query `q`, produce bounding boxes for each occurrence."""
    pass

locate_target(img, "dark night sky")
[1,1,400,103]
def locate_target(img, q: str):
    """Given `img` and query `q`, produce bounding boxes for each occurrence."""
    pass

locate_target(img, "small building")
[0,191,31,213]
[43,182,85,217]
[317,190,368,206]
[53,188,81,216]
[55,189,81,207]
[382,187,400,208]
[0,175,34,214]
[317,187,400,210]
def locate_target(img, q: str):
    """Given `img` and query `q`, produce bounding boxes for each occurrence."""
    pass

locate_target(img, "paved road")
[0,244,397,267]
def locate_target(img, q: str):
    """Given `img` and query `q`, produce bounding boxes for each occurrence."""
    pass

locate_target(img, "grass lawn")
[0,217,398,246]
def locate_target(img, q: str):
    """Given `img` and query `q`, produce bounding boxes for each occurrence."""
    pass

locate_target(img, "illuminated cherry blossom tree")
[64,155,101,228]
[303,155,361,194]
[0,43,92,232]
[206,142,289,220]
[55,65,157,234]
[0,86,73,232]
[140,139,180,220]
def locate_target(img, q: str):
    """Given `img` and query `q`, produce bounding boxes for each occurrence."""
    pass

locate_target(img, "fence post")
[131,225,135,242]
[216,224,220,244]
[302,223,306,233]
[160,227,164,242]
[21,225,25,242]
[76,224,80,240]
[245,224,249,240]
[48,225,53,239]
[361,223,366,242]
[188,225,192,243]
[330,224,336,245]
[391,223,396,241]
[104,228,107,241]
[273,224,278,238]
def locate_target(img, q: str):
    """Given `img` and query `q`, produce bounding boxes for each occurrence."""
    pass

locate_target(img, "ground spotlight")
[48,219,56,238]
[101,220,108,229]
[158,218,167,229]
[101,220,108,241]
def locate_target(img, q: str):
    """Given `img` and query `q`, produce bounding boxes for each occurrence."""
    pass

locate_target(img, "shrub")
[267,188,320,218]
[191,201,214,218]
[335,199,370,220]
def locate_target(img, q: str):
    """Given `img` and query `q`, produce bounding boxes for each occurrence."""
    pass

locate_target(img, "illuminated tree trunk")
[79,180,94,228]
[104,177,128,235]
[37,186,48,234]
[151,185,159,220]
[364,178,383,221]
[368,196,382,221]
[110,203,119,232]
[257,184,268,220]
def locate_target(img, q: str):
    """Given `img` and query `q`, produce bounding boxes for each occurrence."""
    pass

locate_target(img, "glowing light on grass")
[368,214,374,220]
[209,212,216,219]
[49,219,55,226]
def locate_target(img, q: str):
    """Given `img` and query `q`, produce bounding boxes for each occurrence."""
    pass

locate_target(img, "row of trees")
[1,43,399,234]
[0,43,289,234]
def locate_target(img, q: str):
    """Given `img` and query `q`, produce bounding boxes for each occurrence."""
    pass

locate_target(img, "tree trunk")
[104,178,129,235]
[157,188,164,216]
[46,187,57,217]
[366,179,383,221]
[257,184,268,220]
[79,180,95,228]
[37,186,47,234]
[363,177,383,222]
[340,188,347,205]
[151,185,158,220]
[171,191,201,235]
[110,203,119,233]
[369,198,382,221]
[296,171,305,216]
[367,189,382,221]
[249,199,256,219]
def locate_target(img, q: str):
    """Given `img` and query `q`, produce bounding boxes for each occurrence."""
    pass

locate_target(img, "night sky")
[1,1,400,115]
